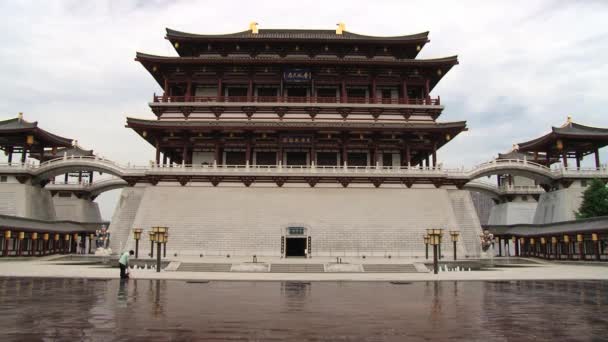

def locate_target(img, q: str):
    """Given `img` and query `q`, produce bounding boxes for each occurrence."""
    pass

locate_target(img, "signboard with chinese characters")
[283,68,312,83]
[280,134,313,145]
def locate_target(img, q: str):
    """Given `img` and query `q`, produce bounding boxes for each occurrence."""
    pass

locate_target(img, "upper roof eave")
[165,28,430,43]
[135,52,459,66]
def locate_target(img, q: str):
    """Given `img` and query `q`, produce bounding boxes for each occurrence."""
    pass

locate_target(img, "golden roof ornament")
[250,22,259,34]
[18,112,23,121]
[567,115,572,124]
[336,22,345,35]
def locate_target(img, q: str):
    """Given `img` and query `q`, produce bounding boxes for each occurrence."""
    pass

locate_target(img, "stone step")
[176,263,232,272]
[362,264,418,273]
[270,264,325,273]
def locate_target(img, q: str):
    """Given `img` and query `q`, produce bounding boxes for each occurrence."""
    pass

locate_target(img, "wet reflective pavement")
[0,278,607,341]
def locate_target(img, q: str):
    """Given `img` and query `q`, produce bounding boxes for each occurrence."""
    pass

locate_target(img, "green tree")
[576,179,608,219]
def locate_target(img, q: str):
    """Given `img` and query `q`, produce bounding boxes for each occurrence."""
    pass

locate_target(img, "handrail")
[152,95,441,106]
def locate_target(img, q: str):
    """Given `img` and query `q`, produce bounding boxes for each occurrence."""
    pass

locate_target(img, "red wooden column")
[155,138,161,165]
[247,70,253,101]
[341,78,347,103]
[7,147,13,165]
[562,150,568,168]
[217,77,223,98]
[214,142,222,165]
[575,151,581,169]
[371,76,377,103]
[341,133,348,166]
[425,79,430,104]
[186,78,192,101]
[592,233,601,261]
[310,134,317,166]
[401,79,408,103]
[594,147,601,169]
[432,143,437,168]
[182,140,189,165]
[163,78,169,102]
[245,133,252,165]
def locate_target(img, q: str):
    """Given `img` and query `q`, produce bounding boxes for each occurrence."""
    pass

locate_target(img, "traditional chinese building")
[112,24,483,258]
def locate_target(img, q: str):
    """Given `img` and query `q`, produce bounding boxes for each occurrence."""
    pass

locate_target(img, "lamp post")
[427,228,442,274]
[54,233,60,254]
[73,233,79,254]
[43,233,49,255]
[540,237,547,259]
[152,227,167,272]
[133,229,143,258]
[423,235,430,259]
[64,234,70,254]
[564,235,571,260]
[576,234,584,260]
[530,238,536,257]
[31,232,38,256]
[164,232,168,258]
[3,230,11,256]
[592,233,600,261]
[519,237,526,257]
[88,233,94,254]
[449,231,460,260]
[17,232,25,256]
[149,231,156,258]
[438,229,444,259]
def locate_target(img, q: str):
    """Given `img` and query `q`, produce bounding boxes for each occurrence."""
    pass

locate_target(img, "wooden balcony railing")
[152,95,441,106]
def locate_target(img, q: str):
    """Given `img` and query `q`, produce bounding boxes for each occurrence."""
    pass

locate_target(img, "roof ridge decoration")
[165,27,430,42]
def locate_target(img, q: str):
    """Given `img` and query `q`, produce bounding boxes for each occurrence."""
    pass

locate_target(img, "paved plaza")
[1,256,606,282]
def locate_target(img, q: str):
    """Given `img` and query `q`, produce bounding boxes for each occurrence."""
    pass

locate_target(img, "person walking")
[119,250,134,279]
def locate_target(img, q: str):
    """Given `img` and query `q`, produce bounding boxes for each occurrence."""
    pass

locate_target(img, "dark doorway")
[317,152,338,166]
[285,238,306,257]
[286,152,307,166]
[286,88,307,98]
[225,151,246,165]
[255,152,277,165]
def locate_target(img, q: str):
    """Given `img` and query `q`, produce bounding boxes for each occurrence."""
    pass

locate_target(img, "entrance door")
[285,238,306,257]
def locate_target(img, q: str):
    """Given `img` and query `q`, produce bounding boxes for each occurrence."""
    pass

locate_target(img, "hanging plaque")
[283,68,311,83]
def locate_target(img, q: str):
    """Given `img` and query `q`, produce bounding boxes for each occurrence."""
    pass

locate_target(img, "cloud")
[0,0,607,218]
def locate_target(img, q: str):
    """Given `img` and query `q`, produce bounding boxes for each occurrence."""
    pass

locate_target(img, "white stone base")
[94,247,112,256]
[109,184,484,258]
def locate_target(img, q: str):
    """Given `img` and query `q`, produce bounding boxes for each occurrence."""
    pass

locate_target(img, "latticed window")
[288,227,305,235]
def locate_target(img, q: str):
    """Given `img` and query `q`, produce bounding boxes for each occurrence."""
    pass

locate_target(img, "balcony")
[150,95,443,120]
[153,95,440,106]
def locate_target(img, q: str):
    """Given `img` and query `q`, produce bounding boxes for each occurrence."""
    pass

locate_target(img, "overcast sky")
[1,0,607,219]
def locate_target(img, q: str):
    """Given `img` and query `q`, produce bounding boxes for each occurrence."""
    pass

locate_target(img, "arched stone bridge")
[0,156,606,190]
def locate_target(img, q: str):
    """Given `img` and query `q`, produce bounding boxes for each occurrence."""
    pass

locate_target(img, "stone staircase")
[362,264,418,273]
[176,263,232,272]
[449,191,483,257]
[108,188,144,253]
[270,264,325,273]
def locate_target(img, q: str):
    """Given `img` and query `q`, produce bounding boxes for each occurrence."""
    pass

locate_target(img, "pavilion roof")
[166,28,430,43]
[126,117,467,132]
[517,120,608,153]
[0,116,73,147]
[37,144,94,161]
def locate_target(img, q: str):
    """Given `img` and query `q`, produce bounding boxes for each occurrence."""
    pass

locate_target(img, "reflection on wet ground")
[0,278,606,341]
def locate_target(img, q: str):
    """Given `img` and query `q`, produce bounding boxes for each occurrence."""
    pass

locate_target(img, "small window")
[288,227,305,235]
[0,176,7,182]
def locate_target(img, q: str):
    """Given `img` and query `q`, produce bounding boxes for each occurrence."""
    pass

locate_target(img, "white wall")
[113,184,483,258]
